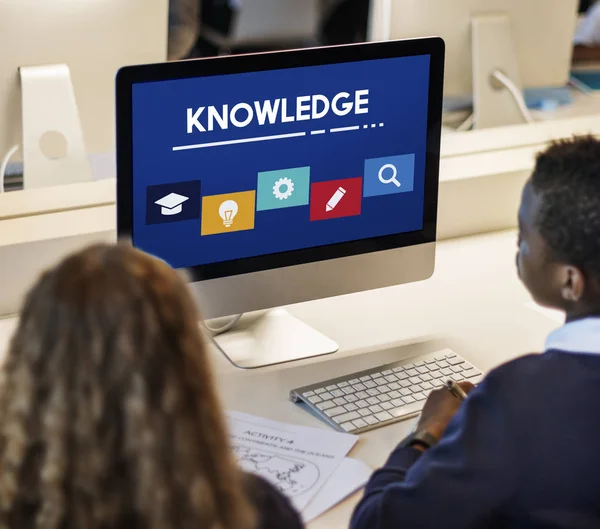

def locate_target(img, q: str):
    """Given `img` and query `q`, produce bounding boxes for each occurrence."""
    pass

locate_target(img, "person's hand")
[415,382,475,443]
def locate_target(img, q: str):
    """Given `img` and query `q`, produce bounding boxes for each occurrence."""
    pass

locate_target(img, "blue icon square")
[363,154,415,198]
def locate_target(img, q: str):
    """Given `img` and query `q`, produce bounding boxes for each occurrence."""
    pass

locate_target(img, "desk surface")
[0,230,562,528]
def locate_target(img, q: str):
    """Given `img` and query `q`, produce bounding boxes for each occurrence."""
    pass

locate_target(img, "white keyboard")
[290,349,483,434]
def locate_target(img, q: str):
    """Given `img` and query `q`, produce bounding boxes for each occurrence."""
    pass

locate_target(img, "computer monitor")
[0,0,168,189]
[369,0,579,129]
[116,39,444,368]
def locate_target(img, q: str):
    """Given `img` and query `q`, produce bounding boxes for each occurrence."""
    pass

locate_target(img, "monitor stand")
[20,64,93,189]
[208,308,339,369]
[471,13,530,129]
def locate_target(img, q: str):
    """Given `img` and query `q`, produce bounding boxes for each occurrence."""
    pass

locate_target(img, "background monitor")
[369,0,579,128]
[0,0,168,189]
[116,39,444,367]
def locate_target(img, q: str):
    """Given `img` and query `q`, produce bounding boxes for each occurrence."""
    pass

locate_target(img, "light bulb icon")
[218,199,239,228]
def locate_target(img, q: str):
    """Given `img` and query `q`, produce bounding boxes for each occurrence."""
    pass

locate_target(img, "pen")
[445,379,468,401]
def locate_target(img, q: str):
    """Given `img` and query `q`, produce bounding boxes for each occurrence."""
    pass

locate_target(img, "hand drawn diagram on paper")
[226,411,357,511]
[232,445,320,496]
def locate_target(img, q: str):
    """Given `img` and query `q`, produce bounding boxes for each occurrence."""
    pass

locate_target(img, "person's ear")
[560,266,585,303]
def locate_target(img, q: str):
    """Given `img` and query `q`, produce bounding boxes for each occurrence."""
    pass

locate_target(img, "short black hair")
[530,135,600,279]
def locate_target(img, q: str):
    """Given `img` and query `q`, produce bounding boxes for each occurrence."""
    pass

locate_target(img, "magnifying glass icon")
[378,163,401,188]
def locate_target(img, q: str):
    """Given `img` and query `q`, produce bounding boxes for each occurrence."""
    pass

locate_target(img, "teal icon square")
[256,166,311,211]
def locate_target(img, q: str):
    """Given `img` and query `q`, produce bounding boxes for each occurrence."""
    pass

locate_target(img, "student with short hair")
[350,135,600,529]
[0,244,303,529]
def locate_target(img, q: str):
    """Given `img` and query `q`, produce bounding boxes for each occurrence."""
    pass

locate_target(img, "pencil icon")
[326,187,346,212]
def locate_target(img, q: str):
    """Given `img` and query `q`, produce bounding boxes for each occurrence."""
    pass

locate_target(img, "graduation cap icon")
[155,192,190,216]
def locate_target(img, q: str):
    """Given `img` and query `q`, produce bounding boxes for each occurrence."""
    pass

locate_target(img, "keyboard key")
[391,401,423,417]
[413,391,426,401]
[445,353,456,359]
[429,369,441,378]
[409,377,422,385]
[406,369,419,377]
[420,381,433,391]
[434,354,446,361]
[391,398,404,407]
[331,389,345,398]
[419,373,432,382]
[416,366,429,374]
[366,388,380,397]
[304,390,315,397]
[356,400,370,409]
[326,385,338,391]
[382,370,393,376]
[385,375,398,383]
[349,378,360,385]
[352,418,368,429]
[400,388,412,397]
[317,401,336,411]
[346,394,358,403]
[359,375,372,382]
[336,411,361,423]
[364,381,376,389]
[424,358,437,364]
[308,395,323,404]
[375,411,393,422]
[441,368,453,376]
[437,360,449,368]
[398,372,409,381]
[343,387,356,395]
[356,391,369,399]
[448,357,465,366]
[414,361,425,367]
[462,368,480,378]
[338,381,349,388]
[321,392,334,400]
[451,365,463,373]
[377,394,391,403]
[388,382,401,391]
[345,403,358,412]
[367,397,380,406]
[340,421,357,432]
[354,383,366,391]
[365,416,379,425]
[372,377,385,386]
[388,390,400,399]
[402,395,416,404]
[380,401,393,410]
[358,408,371,417]
[378,384,391,393]
[315,388,326,394]
[392,367,404,373]
[400,380,412,388]
[369,404,383,413]
[334,397,347,406]
[324,406,346,418]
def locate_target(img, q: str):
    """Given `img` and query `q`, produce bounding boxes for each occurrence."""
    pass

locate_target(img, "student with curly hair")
[0,244,302,529]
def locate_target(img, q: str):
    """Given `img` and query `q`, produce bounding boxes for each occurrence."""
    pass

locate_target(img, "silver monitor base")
[210,308,339,369]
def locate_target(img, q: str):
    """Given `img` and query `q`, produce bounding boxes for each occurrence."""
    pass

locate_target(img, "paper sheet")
[226,411,358,511]
[525,302,564,324]
[302,457,372,523]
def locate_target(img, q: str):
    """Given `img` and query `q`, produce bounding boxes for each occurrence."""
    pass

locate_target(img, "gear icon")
[273,177,294,200]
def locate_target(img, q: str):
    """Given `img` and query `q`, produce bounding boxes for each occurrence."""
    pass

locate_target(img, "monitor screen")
[122,42,441,280]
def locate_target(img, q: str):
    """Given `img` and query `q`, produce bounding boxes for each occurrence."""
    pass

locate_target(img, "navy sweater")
[350,350,600,529]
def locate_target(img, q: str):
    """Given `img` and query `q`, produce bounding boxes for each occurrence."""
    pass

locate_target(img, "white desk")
[0,230,562,528]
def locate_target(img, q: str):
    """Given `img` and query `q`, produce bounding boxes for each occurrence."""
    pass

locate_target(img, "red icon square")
[310,177,363,222]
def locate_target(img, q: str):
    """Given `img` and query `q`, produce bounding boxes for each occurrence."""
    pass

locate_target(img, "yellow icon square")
[201,190,256,236]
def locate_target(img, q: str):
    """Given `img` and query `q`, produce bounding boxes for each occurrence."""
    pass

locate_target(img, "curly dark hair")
[0,244,255,529]
[530,135,600,279]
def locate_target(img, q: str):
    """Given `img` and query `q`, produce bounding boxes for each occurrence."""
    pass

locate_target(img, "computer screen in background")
[369,0,579,129]
[117,39,444,367]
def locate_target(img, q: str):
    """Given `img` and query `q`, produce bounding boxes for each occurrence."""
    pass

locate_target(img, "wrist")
[399,429,439,452]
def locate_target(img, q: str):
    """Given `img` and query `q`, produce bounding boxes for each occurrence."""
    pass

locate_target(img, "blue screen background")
[131,55,431,269]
